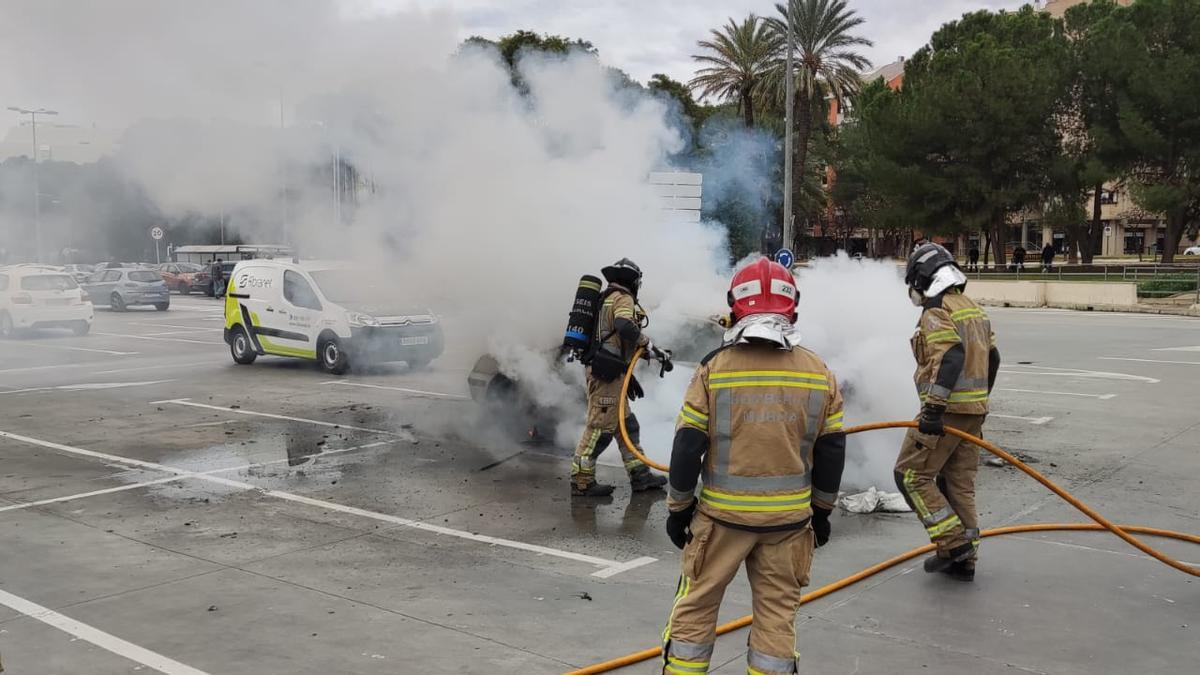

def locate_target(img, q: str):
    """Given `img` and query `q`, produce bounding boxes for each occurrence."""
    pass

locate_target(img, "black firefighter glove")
[918,402,947,436]
[666,502,696,550]
[627,374,645,401]
[812,507,832,548]
[648,344,674,376]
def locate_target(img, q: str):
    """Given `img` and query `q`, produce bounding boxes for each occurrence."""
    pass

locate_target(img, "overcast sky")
[1,0,1035,135]
[394,0,1032,86]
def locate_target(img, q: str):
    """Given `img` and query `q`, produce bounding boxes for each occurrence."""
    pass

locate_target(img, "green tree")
[1085,0,1200,262]
[763,0,872,232]
[852,7,1070,265]
[689,15,779,128]
[1055,0,1138,263]
[462,31,599,91]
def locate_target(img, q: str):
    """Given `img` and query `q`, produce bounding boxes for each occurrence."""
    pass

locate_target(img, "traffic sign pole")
[150,227,164,264]
[775,248,795,269]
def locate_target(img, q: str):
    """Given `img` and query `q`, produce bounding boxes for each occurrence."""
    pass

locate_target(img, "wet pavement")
[0,297,1197,673]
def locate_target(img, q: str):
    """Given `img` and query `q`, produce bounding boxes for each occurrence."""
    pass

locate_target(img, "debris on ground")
[839,487,911,514]
[576,592,593,601]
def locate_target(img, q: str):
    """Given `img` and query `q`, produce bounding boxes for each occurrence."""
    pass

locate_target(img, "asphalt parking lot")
[0,297,1197,674]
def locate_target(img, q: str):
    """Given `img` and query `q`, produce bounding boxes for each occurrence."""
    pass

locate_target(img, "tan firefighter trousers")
[571,373,647,486]
[894,413,985,556]
[662,512,814,675]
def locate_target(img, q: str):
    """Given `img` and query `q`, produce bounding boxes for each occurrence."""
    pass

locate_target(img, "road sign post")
[151,227,164,264]
[774,248,794,269]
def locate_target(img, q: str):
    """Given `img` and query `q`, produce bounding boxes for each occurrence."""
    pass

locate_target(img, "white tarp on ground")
[839,487,912,514]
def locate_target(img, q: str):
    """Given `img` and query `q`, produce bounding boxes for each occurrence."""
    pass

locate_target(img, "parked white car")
[0,265,95,337]
[1184,246,1200,256]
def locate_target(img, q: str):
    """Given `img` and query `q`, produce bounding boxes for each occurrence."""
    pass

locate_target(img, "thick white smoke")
[2,2,916,490]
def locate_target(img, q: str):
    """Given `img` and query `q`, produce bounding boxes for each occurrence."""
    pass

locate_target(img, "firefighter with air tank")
[564,258,671,497]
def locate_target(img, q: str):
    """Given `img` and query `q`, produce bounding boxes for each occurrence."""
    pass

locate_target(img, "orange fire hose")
[576,348,1200,675]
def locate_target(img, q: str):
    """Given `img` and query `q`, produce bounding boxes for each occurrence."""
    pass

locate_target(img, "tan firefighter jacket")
[596,288,648,362]
[672,343,845,528]
[912,290,995,415]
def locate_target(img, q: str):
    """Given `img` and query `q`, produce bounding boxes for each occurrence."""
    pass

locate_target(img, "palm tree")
[764,0,872,230]
[689,15,780,128]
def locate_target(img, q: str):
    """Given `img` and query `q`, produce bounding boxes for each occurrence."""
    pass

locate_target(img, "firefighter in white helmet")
[895,242,1002,581]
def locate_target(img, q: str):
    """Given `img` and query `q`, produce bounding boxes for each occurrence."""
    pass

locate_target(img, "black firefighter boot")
[924,542,976,580]
[572,481,616,497]
[629,467,667,492]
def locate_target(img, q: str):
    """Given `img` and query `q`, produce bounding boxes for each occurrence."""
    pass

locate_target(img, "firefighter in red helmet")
[661,257,846,675]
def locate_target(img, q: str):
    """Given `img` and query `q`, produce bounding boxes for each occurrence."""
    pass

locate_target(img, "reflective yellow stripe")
[700,488,811,513]
[951,308,987,321]
[903,468,929,519]
[662,576,692,643]
[678,404,709,431]
[925,329,960,344]
[710,380,829,391]
[665,658,710,674]
[710,370,827,381]
[579,280,602,291]
[927,514,962,539]
[947,389,988,403]
[823,411,844,432]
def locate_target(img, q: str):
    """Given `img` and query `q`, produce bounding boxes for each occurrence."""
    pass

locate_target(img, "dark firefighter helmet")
[905,242,959,293]
[601,258,643,292]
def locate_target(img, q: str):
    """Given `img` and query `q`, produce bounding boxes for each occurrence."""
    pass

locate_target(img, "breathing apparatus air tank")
[563,274,603,356]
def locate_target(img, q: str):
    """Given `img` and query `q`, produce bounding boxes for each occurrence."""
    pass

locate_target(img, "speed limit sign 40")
[151,227,164,240]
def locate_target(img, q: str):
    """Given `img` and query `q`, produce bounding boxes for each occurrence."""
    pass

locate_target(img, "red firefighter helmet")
[727,257,799,321]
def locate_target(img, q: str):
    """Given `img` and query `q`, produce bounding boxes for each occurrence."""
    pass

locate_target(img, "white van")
[223,259,444,374]
[0,265,94,337]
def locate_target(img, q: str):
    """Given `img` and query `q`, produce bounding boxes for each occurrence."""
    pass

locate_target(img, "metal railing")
[963,263,1200,302]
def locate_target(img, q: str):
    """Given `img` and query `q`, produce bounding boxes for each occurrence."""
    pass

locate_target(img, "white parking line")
[131,322,223,330]
[1098,357,1200,366]
[0,475,184,513]
[145,329,224,337]
[150,399,410,437]
[998,388,1116,400]
[321,380,470,400]
[0,587,210,675]
[0,440,397,514]
[1000,365,1159,384]
[93,331,220,346]
[0,379,176,396]
[93,360,218,375]
[0,429,655,577]
[990,414,1054,425]
[7,341,138,356]
[1153,345,1200,352]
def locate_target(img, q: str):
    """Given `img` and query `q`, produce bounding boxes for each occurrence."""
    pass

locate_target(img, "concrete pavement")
[0,298,1197,673]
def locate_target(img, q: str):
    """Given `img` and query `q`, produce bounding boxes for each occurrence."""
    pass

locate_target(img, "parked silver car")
[81,268,170,311]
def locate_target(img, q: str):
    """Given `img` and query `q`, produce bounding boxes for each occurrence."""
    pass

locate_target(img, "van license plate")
[400,336,429,346]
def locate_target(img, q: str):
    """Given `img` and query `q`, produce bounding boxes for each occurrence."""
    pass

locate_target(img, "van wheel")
[72,321,91,336]
[110,293,126,312]
[154,302,170,311]
[0,312,13,339]
[230,327,257,365]
[318,336,350,375]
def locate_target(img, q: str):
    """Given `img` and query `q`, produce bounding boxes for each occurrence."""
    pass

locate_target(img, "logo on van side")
[237,272,273,289]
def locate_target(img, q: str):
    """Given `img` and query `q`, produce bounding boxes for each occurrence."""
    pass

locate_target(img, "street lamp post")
[782,1,796,253]
[8,106,59,263]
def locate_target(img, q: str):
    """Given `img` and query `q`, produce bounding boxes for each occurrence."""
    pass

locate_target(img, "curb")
[977,299,1200,317]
